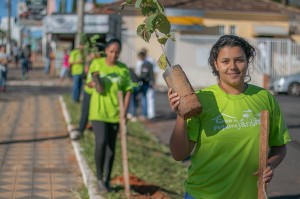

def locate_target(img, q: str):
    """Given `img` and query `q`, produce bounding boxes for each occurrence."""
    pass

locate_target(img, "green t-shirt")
[185,84,291,199]
[88,58,132,123]
[69,49,84,75]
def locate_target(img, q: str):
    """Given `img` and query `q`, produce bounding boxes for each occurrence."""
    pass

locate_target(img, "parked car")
[270,72,300,96]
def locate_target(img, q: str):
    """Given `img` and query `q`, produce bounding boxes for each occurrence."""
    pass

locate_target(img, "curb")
[58,95,103,199]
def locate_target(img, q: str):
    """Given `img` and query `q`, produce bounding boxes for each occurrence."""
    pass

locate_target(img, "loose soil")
[111,175,170,199]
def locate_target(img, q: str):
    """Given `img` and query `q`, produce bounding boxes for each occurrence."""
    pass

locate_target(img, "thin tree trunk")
[118,91,131,198]
[258,110,269,199]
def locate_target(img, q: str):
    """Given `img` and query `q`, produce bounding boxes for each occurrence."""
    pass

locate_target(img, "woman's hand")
[87,81,96,88]
[263,165,274,183]
[253,164,274,183]
[168,88,180,113]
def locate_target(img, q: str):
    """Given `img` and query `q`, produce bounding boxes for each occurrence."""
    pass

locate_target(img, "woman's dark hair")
[105,38,122,50]
[208,35,256,77]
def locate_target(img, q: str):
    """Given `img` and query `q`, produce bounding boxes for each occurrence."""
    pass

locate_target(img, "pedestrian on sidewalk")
[12,44,19,68]
[168,35,291,199]
[59,49,70,86]
[20,45,31,80]
[69,43,84,103]
[127,67,141,122]
[44,41,52,74]
[0,45,9,92]
[86,38,132,193]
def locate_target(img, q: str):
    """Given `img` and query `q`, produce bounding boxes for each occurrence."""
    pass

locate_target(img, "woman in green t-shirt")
[168,35,291,199]
[87,39,132,193]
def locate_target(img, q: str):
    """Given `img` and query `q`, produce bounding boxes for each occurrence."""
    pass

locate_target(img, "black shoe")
[104,180,111,192]
[97,180,108,194]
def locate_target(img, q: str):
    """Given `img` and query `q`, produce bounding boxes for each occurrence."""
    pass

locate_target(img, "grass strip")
[63,94,186,198]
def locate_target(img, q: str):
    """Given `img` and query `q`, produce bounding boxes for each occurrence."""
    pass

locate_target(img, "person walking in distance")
[86,38,132,193]
[69,43,84,103]
[137,50,154,120]
[59,49,70,86]
[44,41,52,74]
[168,35,291,199]
[0,45,9,92]
[12,44,19,68]
[20,45,31,80]
[127,67,141,122]
[136,48,158,119]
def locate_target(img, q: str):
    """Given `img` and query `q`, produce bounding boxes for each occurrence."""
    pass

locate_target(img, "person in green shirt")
[86,38,132,193]
[168,35,291,199]
[69,43,84,102]
[70,44,104,140]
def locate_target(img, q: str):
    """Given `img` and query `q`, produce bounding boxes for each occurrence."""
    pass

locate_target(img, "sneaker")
[97,180,108,194]
[104,180,111,192]
[70,130,81,140]
[130,116,137,122]
[138,115,147,121]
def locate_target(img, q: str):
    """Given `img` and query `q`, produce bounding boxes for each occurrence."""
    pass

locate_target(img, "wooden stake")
[258,110,269,199]
[118,91,131,198]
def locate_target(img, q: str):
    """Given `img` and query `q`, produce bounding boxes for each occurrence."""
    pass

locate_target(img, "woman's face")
[214,46,248,88]
[105,42,121,65]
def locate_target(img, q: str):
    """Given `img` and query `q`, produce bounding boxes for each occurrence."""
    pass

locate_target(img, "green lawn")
[63,94,186,199]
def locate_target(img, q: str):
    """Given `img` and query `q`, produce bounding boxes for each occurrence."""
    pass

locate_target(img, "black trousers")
[78,91,91,133]
[91,121,119,184]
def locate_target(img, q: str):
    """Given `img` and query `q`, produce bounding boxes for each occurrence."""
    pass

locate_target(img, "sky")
[0,0,116,18]
[0,0,18,18]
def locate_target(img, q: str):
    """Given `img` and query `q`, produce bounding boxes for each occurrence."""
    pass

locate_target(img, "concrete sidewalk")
[0,64,83,198]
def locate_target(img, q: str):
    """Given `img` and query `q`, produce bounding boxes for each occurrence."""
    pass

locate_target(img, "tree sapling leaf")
[157,54,167,70]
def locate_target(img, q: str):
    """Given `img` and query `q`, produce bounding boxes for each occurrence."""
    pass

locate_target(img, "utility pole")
[282,0,288,6]
[75,0,84,47]
[7,0,11,52]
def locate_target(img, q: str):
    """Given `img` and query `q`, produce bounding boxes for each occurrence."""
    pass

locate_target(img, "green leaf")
[135,0,144,8]
[90,35,100,44]
[153,0,164,13]
[137,24,151,42]
[126,0,133,4]
[141,6,157,16]
[157,54,167,70]
[144,14,157,33]
[157,35,169,45]
[154,14,170,35]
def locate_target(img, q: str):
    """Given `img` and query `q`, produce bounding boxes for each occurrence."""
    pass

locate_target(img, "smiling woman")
[168,35,291,199]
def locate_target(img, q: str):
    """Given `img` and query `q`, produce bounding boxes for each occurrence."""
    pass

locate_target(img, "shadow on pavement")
[0,134,69,145]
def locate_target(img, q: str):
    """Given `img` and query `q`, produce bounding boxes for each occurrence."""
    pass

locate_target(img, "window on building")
[230,25,236,35]
[218,26,225,35]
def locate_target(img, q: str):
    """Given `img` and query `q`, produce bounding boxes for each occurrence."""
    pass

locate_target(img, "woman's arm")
[168,88,195,161]
[123,91,131,117]
[263,145,287,183]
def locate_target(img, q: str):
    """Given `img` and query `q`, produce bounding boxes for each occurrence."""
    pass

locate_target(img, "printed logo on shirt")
[212,110,261,132]
[101,73,122,84]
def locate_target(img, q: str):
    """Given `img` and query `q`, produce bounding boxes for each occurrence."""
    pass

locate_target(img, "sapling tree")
[119,0,175,70]
[119,0,202,119]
